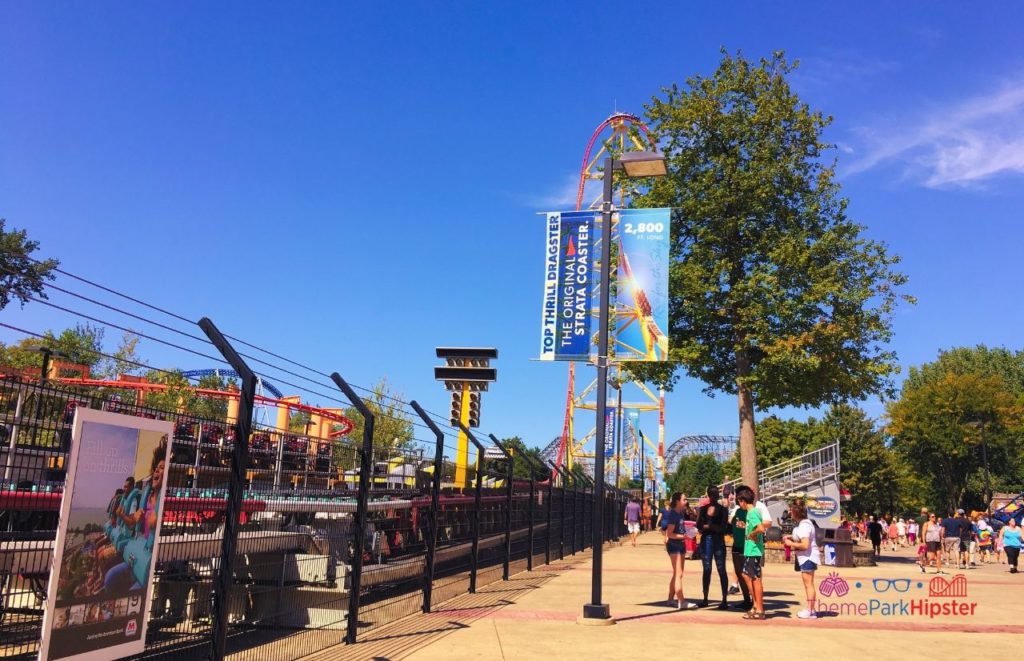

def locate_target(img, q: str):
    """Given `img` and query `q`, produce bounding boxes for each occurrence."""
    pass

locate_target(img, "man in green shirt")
[737,486,767,619]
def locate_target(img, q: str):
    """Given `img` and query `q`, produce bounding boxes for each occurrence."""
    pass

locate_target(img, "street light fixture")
[582,150,668,625]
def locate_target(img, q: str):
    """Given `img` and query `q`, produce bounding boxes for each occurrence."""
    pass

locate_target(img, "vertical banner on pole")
[539,211,596,361]
[40,408,172,661]
[604,408,614,458]
[627,410,640,479]
[615,208,671,362]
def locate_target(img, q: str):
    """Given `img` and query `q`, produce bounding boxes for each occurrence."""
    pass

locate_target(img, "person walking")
[956,509,973,569]
[641,499,652,533]
[867,515,883,556]
[897,518,908,548]
[940,510,964,570]
[664,492,698,610]
[728,495,752,611]
[887,517,899,551]
[696,485,730,609]
[922,513,942,573]
[783,498,819,619]
[737,486,767,620]
[908,519,919,546]
[998,518,1021,573]
[624,497,642,547]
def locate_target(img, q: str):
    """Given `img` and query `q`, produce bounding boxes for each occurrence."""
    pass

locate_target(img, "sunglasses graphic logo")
[872,579,911,593]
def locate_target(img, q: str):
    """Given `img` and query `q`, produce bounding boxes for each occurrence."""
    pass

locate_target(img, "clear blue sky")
[2,3,1023,452]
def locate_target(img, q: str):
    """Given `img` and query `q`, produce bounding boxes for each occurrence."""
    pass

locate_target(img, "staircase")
[722,442,840,502]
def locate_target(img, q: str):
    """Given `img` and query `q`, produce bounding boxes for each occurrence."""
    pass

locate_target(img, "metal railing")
[720,442,840,501]
[0,348,627,660]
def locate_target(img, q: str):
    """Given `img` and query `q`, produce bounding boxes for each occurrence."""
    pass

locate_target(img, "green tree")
[821,403,915,515]
[628,50,911,489]
[903,345,1024,395]
[142,370,231,421]
[340,378,415,451]
[499,436,549,481]
[669,453,724,497]
[0,219,59,311]
[888,371,1022,513]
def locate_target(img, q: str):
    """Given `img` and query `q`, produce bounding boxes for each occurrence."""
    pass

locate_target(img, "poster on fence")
[39,408,172,661]
[538,210,596,361]
[615,208,670,361]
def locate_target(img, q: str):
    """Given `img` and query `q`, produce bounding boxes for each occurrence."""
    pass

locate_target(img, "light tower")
[434,347,497,488]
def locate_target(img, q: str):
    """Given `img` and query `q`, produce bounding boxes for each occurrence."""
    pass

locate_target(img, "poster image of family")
[40,408,172,661]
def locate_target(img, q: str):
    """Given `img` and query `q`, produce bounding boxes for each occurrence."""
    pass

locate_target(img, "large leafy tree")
[628,51,911,489]
[888,371,1022,513]
[821,404,915,516]
[669,453,724,497]
[0,219,58,311]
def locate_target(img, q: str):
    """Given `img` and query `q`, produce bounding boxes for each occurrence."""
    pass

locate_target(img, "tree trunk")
[736,348,758,492]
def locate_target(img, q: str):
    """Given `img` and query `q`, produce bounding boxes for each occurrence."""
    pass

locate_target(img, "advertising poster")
[539,211,595,361]
[615,208,671,361]
[40,408,173,661]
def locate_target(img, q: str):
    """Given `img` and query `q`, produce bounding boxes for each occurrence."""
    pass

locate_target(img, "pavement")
[310,533,1023,660]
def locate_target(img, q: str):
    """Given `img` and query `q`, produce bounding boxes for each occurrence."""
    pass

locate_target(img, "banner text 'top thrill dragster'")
[539,211,595,361]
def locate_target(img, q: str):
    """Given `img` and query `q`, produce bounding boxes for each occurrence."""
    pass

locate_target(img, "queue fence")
[0,332,627,660]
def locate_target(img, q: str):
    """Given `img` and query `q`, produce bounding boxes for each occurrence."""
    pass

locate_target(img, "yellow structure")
[454,382,472,488]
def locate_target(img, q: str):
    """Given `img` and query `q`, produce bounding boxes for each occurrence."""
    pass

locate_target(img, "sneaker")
[919,564,926,573]
[678,601,698,610]
[728,584,740,595]
[797,609,817,619]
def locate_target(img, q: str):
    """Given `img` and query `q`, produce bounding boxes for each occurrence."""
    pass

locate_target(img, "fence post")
[550,462,567,560]
[330,373,374,645]
[455,423,486,593]
[544,469,553,565]
[198,318,256,661]
[495,435,542,571]
[410,401,444,613]
[484,434,514,580]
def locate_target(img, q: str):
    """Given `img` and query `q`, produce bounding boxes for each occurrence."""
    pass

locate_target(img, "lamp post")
[582,150,667,624]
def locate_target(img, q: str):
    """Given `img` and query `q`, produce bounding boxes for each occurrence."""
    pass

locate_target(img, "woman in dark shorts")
[921,513,941,573]
[664,492,698,610]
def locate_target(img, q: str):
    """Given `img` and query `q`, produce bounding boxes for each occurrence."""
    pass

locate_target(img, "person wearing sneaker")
[728,495,752,610]
[696,485,731,609]
[783,498,819,620]
[664,492,698,610]
[737,487,767,620]
[998,518,1021,573]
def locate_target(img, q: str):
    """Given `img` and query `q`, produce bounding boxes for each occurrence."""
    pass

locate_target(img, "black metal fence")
[0,332,627,660]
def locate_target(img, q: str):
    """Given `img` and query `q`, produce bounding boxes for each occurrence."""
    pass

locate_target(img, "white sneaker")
[797,609,817,619]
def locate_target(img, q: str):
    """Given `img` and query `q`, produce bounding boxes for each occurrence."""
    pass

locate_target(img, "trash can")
[821,528,854,567]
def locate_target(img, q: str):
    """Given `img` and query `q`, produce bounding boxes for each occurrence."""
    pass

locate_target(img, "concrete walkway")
[310,533,1023,660]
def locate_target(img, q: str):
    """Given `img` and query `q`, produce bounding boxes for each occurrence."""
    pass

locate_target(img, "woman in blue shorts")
[783,498,820,619]
[664,492,698,610]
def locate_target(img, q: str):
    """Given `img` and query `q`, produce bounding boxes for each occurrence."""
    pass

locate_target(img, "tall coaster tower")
[550,113,666,484]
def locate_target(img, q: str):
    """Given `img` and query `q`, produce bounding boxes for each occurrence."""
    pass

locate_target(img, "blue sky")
[2,3,1023,453]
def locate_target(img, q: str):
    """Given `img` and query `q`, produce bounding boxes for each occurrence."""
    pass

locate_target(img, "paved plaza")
[318,533,1022,660]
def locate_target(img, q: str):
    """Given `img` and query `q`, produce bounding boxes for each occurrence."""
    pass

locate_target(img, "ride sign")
[39,408,172,661]
[615,208,670,361]
[539,211,595,361]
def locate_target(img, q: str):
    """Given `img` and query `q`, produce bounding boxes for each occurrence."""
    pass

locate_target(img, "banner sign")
[40,408,173,661]
[539,211,595,361]
[604,408,614,458]
[615,208,670,361]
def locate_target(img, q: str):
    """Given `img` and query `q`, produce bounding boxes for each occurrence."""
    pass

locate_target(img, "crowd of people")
[846,508,1020,573]
[622,488,1023,622]
[624,486,819,621]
